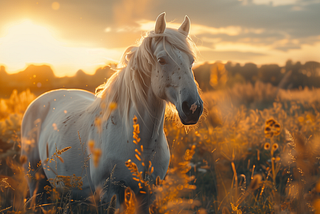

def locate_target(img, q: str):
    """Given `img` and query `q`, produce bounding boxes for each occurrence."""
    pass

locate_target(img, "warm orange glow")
[0,17,318,77]
[51,2,60,10]
[0,20,123,77]
[0,20,60,70]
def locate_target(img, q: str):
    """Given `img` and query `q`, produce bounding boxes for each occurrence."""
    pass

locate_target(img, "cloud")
[1,0,319,51]
[113,0,153,26]
[1,0,319,75]
[251,0,297,6]
[138,20,265,36]
[199,50,266,62]
[199,41,320,65]
[122,0,320,55]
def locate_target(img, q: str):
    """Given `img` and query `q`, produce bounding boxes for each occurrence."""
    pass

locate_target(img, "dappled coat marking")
[21,12,203,213]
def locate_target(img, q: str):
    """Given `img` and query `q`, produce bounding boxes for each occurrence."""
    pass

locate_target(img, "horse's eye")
[191,59,195,65]
[158,58,166,65]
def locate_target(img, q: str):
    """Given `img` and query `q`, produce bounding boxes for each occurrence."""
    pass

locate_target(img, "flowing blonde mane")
[89,28,198,131]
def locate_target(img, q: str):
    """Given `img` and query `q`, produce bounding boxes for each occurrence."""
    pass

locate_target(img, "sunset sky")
[0,0,319,77]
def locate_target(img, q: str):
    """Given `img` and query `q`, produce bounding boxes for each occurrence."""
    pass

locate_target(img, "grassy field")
[1,81,320,213]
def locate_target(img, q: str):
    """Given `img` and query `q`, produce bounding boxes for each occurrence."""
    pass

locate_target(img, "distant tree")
[242,63,258,83]
[258,64,283,86]
[303,61,320,77]
[209,62,228,89]
[94,65,116,83]
[284,61,309,89]
[285,60,301,75]
[285,60,294,71]
[0,64,116,98]
[194,63,212,91]
[0,66,9,97]
[225,61,238,76]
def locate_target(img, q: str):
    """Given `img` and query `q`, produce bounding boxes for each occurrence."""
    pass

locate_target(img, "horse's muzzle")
[180,99,203,125]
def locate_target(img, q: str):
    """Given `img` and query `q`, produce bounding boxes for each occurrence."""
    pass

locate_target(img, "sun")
[0,20,61,70]
[0,19,122,77]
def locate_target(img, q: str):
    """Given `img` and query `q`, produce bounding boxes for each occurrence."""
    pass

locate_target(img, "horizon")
[1,59,318,78]
[1,0,320,77]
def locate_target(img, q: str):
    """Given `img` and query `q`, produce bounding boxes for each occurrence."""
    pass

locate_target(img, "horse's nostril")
[195,104,203,117]
[182,101,190,115]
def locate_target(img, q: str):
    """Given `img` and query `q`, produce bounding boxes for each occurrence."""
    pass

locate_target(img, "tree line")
[1,60,319,98]
[194,60,320,91]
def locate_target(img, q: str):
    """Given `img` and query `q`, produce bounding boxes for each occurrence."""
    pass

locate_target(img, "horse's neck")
[130,84,166,143]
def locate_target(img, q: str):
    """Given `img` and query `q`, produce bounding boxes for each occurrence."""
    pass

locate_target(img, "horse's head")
[150,13,203,125]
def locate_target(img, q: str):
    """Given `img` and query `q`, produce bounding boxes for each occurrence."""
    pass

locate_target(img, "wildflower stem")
[236,191,250,207]
[271,138,275,185]
[231,162,238,203]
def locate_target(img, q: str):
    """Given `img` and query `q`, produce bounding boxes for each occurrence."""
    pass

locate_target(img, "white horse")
[21,12,203,213]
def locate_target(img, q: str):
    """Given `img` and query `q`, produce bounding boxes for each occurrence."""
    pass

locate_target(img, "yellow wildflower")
[272,143,279,151]
[264,118,281,138]
[264,142,270,150]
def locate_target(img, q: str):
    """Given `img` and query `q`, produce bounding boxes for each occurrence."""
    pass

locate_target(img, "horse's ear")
[155,12,166,34]
[178,15,190,36]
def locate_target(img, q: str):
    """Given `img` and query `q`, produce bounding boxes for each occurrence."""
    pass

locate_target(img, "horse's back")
[21,89,96,199]
[21,89,94,145]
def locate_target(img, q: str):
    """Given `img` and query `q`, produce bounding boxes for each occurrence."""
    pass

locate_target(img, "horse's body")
[21,13,203,213]
[21,88,169,202]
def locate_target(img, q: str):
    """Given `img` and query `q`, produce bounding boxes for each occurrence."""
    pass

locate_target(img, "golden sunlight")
[0,20,60,69]
[0,20,122,77]
[51,2,60,10]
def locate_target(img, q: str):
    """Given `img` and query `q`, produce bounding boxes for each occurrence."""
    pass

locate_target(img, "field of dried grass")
[1,82,320,213]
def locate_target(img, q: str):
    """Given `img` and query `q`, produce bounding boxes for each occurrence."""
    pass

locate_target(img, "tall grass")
[1,82,320,213]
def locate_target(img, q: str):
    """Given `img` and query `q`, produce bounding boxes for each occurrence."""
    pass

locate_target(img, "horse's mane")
[89,28,198,132]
